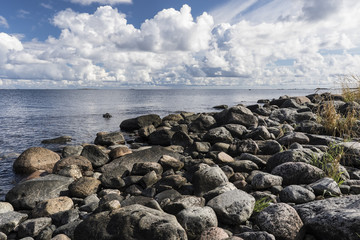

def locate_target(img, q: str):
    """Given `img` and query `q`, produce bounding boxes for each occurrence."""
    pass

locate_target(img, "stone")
[62,145,83,158]
[339,141,360,167]
[193,164,229,197]
[308,177,341,196]
[157,174,187,190]
[203,182,237,202]
[171,131,194,147]
[57,165,83,179]
[216,105,258,128]
[188,114,217,132]
[17,217,52,238]
[149,128,175,146]
[0,211,28,234]
[102,113,112,118]
[245,126,272,140]
[41,136,72,144]
[278,132,310,146]
[94,131,125,146]
[52,234,71,240]
[267,149,319,171]
[13,147,60,174]
[120,114,162,131]
[229,139,259,155]
[199,227,229,240]
[224,124,248,139]
[81,145,109,168]
[229,160,258,173]
[139,125,156,139]
[51,209,80,227]
[53,156,93,175]
[271,162,324,185]
[69,177,101,198]
[162,195,205,215]
[238,153,266,168]
[256,203,304,240]
[295,195,360,240]
[252,172,283,190]
[0,202,14,214]
[203,127,234,144]
[32,197,73,217]
[257,140,283,155]
[192,142,211,153]
[74,204,187,240]
[131,162,163,176]
[236,231,275,240]
[215,152,234,164]
[269,108,298,123]
[279,185,315,204]
[207,189,255,225]
[177,206,218,240]
[159,155,184,171]
[0,232,6,240]
[53,220,82,240]
[99,165,127,189]
[6,174,73,210]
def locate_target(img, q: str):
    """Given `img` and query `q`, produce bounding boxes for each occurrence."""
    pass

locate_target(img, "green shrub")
[253,197,272,213]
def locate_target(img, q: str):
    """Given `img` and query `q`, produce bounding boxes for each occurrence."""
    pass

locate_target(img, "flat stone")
[308,177,341,196]
[17,217,52,238]
[279,185,315,204]
[0,211,28,234]
[32,197,74,217]
[251,172,283,190]
[81,145,109,168]
[69,177,101,198]
[94,131,125,146]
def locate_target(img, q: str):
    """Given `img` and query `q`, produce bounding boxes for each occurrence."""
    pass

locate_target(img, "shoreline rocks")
[2,92,360,239]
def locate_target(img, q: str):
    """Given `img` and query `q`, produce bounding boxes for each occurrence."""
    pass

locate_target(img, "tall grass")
[341,75,360,103]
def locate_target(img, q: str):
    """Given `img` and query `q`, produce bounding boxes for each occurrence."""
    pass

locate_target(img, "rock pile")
[1,93,360,240]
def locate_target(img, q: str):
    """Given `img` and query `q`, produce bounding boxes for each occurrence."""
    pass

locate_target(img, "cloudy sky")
[0,0,360,88]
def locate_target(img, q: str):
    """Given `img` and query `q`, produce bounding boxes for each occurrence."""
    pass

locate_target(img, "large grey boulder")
[74,204,187,240]
[295,195,360,240]
[277,132,310,146]
[17,217,52,238]
[256,203,304,240]
[236,231,275,240]
[216,105,258,128]
[94,131,125,146]
[81,145,109,168]
[192,164,229,197]
[279,185,315,204]
[188,114,216,132]
[269,108,297,123]
[224,124,248,139]
[266,149,317,171]
[308,177,341,196]
[120,114,162,131]
[0,211,28,234]
[271,162,324,185]
[203,127,234,144]
[6,174,73,210]
[176,206,218,240]
[251,172,283,190]
[207,189,255,225]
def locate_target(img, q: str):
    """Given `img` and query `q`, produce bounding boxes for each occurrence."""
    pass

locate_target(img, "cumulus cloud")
[0,16,9,28]
[1,2,360,88]
[69,0,132,5]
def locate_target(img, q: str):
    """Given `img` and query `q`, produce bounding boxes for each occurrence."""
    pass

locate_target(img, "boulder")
[271,162,324,185]
[229,160,259,173]
[207,189,255,225]
[0,202,14,214]
[257,140,282,155]
[81,145,109,168]
[279,185,315,204]
[120,114,162,131]
[6,174,73,210]
[269,108,297,123]
[17,217,52,238]
[94,132,125,146]
[162,195,205,215]
[216,105,258,128]
[62,145,83,158]
[188,114,216,132]
[159,155,184,171]
[295,195,360,240]
[32,196,73,218]
[224,124,248,139]
[176,206,218,240]
[0,211,28,234]
[199,227,229,240]
[139,124,156,139]
[277,132,310,146]
[109,146,132,160]
[53,156,93,175]
[339,141,360,167]
[148,128,175,146]
[203,127,234,144]
[13,147,60,174]
[266,149,318,171]
[308,177,341,196]
[256,203,304,240]
[245,126,272,140]
[171,131,194,147]
[74,204,187,240]
[251,172,283,190]
[236,231,275,240]
[69,177,101,198]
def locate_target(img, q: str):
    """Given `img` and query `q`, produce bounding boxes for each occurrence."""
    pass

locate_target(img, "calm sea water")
[0,88,323,200]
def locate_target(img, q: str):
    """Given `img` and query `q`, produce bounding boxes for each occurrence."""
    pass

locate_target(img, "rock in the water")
[192,164,229,197]
[308,177,341,196]
[69,177,101,198]
[13,147,60,174]
[6,174,73,210]
[271,162,324,185]
[256,203,304,240]
[74,204,187,240]
[17,217,52,238]
[176,206,218,240]
[251,172,283,190]
[102,113,112,118]
[32,197,74,218]
[295,195,360,240]
[279,185,315,204]
[94,132,125,146]
[41,136,72,144]
[0,211,28,234]
[81,145,109,168]
[207,189,255,225]
[120,114,162,131]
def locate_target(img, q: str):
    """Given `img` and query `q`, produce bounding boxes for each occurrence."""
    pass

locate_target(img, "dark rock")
[62,145,83,158]
[204,127,234,144]
[0,211,28,234]
[189,114,217,132]
[99,165,127,189]
[131,162,163,176]
[41,136,72,144]
[207,189,255,225]
[216,105,258,128]
[17,217,52,238]
[308,177,341,196]
[339,141,360,167]
[256,203,304,240]
[94,132,125,146]
[271,162,324,185]
[74,205,187,240]
[238,153,266,168]
[229,139,259,155]
[202,182,237,202]
[81,145,109,168]
[269,108,297,123]
[213,105,228,110]
[148,128,175,146]
[120,114,162,131]
[266,149,318,171]
[53,219,82,240]
[192,142,211,153]
[296,121,325,134]
[257,140,282,155]
[228,160,258,173]
[102,113,112,118]
[279,185,315,204]
[236,231,275,240]
[159,155,184,171]
[157,174,187,190]
[280,99,302,108]
[277,132,310,146]
[51,209,79,227]
[224,124,248,139]
[245,126,272,140]
[6,174,73,210]
[171,131,194,147]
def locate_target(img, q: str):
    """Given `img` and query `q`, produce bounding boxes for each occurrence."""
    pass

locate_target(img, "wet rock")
[32,197,73,218]
[17,217,52,238]
[6,174,73,210]
[256,203,304,240]
[42,136,72,144]
[193,164,229,197]
[62,145,83,158]
[271,162,324,185]
[204,127,234,144]
[74,204,187,240]
[0,211,28,234]
[94,131,125,146]
[13,147,60,174]
[69,177,101,198]
[295,195,360,240]
[81,144,109,168]
[308,177,341,196]
[53,156,93,175]
[279,185,315,204]
[120,114,162,131]
[207,189,255,225]
[177,206,218,240]
[251,172,283,190]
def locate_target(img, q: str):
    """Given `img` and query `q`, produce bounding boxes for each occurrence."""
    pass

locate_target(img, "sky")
[0,0,360,89]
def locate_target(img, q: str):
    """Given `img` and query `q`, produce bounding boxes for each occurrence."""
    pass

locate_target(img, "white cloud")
[69,0,132,5]
[2,2,360,88]
[0,16,9,28]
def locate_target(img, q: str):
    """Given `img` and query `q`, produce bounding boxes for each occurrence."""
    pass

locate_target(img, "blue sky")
[1,0,360,88]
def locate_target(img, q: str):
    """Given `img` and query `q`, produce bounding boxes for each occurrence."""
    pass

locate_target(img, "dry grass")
[341,75,360,103]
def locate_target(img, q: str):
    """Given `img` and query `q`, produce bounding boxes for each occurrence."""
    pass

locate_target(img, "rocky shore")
[1,92,360,240]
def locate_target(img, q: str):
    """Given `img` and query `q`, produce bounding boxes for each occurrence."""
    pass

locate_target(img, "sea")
[0,88,330,200]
